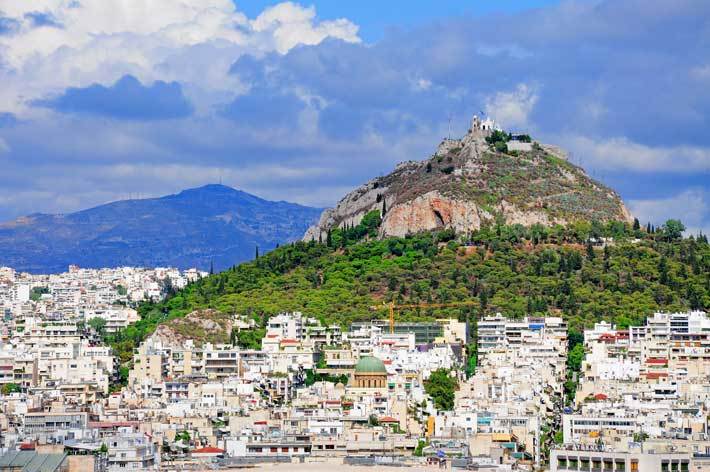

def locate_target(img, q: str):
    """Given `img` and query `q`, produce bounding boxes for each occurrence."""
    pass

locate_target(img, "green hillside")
[107,215,709,372]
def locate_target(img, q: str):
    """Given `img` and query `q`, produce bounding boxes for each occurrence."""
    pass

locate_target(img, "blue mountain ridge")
[0,184,323,273]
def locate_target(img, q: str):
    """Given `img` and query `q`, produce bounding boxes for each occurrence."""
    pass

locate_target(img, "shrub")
[494,141,508,153]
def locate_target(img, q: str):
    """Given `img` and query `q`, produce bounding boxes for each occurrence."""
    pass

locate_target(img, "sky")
[0,0,708,234]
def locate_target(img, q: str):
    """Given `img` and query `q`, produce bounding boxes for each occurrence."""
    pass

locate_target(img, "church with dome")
[351,355,388,389]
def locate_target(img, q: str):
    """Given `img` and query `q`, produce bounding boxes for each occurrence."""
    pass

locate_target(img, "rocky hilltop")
[305,117,632,240]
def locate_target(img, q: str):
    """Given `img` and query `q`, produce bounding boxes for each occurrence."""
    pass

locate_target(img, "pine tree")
[479,289,488,312]
[586,241,596,261]
[633,218,640,231]
[658,256,669,285]
[382,198,387,216]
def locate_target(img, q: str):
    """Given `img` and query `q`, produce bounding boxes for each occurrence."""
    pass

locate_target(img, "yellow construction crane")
[370,300,479,334]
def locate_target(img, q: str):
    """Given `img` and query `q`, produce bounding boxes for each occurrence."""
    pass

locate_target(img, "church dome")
[355,356,387,374]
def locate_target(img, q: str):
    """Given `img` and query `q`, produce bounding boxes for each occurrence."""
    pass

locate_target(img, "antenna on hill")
[448,112,452,139]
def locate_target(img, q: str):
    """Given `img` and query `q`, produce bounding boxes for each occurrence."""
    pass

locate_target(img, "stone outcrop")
[380,191,490,237]
[150,309,234,346]
[305,118,633,241]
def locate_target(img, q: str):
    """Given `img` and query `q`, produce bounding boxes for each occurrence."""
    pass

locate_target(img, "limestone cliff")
[305,119,633,241]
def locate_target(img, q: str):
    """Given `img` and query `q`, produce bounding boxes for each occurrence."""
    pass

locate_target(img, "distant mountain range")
[0,184,322,273]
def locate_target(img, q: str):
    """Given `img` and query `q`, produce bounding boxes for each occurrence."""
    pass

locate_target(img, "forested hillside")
[107,214,710,369]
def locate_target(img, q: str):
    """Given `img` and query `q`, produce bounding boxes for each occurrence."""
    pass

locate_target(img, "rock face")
[381,191,489,237]
[150,309,234,347]
[305,120,633,240]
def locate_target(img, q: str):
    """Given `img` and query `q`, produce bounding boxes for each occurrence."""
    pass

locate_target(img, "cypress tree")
[382,198,387,216]
[255,246,259,259]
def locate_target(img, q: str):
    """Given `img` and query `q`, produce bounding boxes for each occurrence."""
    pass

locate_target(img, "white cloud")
[484,83,538,130]
[561,135,710,172]
[0,0,360,113]
[629,189,709,235]
[251,2,359,54]
[0,137,9,154]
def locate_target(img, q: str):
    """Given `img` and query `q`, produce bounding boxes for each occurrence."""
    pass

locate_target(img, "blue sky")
[235,1,562,42]
[0,0,708,234]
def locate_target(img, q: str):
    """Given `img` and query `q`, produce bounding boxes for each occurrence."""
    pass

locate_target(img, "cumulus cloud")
[559,135,710,173]
[0,0,360,113]
[36,75,193,120]
[251,2,359,54]
[484,84,538,130]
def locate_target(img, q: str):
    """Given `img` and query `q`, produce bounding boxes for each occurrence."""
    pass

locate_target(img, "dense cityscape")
[0,260,708,470]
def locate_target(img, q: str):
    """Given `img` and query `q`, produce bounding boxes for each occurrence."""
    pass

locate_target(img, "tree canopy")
[104,219,709,381]
[424,368,459,411]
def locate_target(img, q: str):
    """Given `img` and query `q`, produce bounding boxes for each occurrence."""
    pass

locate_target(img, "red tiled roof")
[193,446,225,454]
[254,420,267,425]
[19,443,35,451]
[593,393,608,400]
[379,416,399,423]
